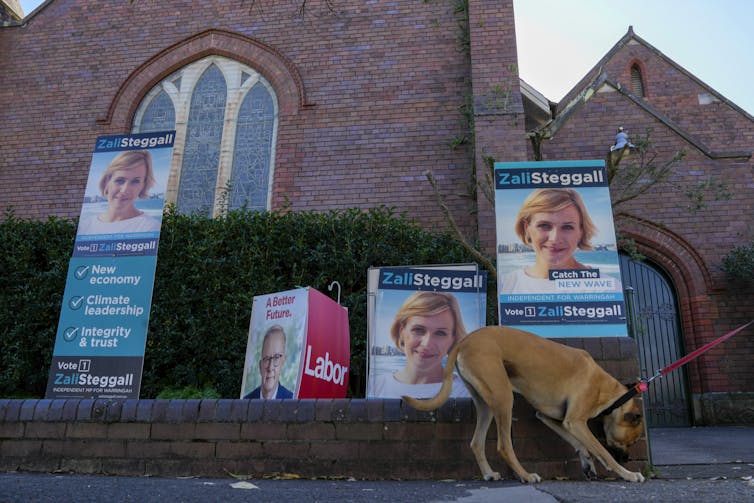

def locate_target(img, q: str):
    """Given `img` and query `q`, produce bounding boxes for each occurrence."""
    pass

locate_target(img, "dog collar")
[599,381,648,416]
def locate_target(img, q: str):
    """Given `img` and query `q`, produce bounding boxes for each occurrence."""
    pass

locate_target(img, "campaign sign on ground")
[240,287,350,399]
[366,265,487,399]
[45,131,174,399]
[495,160,627,337]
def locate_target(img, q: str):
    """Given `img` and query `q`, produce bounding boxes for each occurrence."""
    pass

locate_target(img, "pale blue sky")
[513,0,753,115]
[19,0,753,115]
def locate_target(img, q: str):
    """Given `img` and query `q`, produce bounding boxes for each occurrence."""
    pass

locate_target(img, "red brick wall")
[0,0,499,239]
[468,0,528,252]
[0,395,647,480]
[603,41,753,152]
[536,39,754,398]
[1,0,750,414]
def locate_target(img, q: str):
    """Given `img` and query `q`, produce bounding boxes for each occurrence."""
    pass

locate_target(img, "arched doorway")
[620,253,692,427]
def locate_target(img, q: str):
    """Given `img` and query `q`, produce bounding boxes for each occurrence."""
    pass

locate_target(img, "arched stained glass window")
[177,64,227,216]
[131,56,279,216]
[139,90,176,134]
[231,82,276,210]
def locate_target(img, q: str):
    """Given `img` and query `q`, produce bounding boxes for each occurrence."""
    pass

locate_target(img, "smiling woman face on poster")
[372,290,471,398]
[500,188,617,294]
[77,150,161,235]
[516,188,597,275]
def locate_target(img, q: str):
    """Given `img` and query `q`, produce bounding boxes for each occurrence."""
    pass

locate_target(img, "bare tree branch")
[424,170,497,277]
[238,0,336,17]
[607,129,685,209]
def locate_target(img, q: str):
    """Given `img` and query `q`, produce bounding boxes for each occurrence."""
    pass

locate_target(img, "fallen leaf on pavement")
[230,481,259,490]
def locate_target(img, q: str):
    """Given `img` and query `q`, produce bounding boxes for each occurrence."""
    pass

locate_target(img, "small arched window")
[132,56,278,216]
[630,63,646,98]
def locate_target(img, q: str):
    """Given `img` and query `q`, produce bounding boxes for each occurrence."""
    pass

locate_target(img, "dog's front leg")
[536,412,597,479]
[562,420,645,483]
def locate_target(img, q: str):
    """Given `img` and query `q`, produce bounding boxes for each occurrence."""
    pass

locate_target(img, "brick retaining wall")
[0,397,647,481]
[1,337,648,480]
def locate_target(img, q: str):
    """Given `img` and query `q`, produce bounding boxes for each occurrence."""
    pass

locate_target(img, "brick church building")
[2,1,752,425]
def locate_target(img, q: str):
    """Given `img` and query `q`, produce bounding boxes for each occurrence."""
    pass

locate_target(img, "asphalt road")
[2,467,753,503]
[2,427,753,502]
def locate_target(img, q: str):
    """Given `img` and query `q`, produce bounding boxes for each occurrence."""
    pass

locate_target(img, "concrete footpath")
[1,426,753,502]
[529,425,754,503]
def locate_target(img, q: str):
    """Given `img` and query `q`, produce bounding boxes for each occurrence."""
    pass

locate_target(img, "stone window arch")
[132,55,278,216]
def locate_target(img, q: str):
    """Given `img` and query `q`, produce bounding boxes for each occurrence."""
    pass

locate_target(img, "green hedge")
[1,206,495,398]
[0,211,73,398]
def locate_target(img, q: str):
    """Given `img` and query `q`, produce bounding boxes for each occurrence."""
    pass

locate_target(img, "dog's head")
[602,397,644,462]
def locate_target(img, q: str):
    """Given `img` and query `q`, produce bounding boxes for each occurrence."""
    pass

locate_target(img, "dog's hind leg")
[535,411,597,479]
[468,396,501,481]
[490,391,541,484]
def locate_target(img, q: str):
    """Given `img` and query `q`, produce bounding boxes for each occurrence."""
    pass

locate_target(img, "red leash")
[601,320,753,416]
[648,319,754,383]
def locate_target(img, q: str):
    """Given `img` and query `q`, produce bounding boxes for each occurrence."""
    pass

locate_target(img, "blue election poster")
[46,131,175,399]
[366,265,487,399]
[495,160,628,337]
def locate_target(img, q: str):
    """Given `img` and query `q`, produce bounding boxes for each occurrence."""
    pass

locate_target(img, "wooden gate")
[619,253,691,427]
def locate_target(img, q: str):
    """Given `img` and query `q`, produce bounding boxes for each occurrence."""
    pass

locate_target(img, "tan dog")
[402,326,645,483]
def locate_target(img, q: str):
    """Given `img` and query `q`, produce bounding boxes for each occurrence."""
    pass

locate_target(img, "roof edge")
[539,75,751,160]
[556,26,753,122]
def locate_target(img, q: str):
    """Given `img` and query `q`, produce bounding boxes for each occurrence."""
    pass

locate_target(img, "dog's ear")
[623,411,642,426]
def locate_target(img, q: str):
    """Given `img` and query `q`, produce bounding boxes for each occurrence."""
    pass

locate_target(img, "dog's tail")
[401,344,460,411]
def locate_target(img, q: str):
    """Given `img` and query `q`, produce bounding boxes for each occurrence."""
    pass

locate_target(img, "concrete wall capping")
[1,397,532,424]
